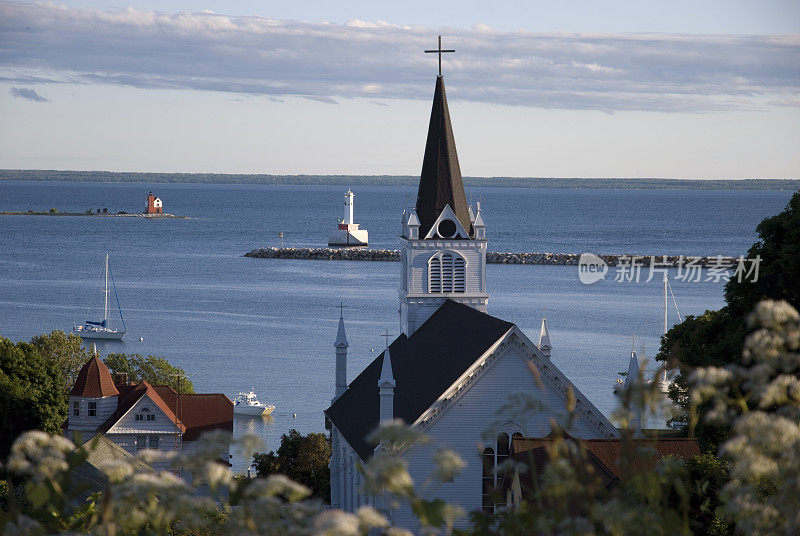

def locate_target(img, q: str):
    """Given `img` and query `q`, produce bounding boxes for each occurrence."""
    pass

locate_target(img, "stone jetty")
[245,247,736,267]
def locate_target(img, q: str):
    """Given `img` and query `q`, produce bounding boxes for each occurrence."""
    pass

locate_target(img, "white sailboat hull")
[75,327,126,340]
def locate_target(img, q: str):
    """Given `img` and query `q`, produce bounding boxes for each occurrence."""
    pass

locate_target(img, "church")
[324,47,619,530]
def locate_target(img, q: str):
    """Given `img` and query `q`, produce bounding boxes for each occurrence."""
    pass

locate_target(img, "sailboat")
[74,254,127,340]
[656,272,682,393]
[613,273,682,394]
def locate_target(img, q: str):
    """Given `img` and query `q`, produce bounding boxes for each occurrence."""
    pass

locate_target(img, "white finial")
[538,314,552,357]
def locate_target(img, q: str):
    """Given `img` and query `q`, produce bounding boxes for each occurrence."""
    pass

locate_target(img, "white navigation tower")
[329,189,369,246]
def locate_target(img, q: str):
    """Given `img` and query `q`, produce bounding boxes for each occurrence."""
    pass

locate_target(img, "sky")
[1,1,799,178]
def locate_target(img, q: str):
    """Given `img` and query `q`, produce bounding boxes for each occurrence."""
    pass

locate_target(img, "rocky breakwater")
[245,247,735,267]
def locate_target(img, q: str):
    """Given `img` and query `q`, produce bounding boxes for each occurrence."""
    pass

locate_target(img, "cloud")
[9,86,48,102]
[0,3,798,112]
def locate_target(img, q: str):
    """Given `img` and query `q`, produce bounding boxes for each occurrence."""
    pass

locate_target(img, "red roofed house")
[504,434,701,510]
[66,354,233,474]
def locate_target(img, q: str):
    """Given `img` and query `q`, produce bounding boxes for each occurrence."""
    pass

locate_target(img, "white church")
[324,60,620,531]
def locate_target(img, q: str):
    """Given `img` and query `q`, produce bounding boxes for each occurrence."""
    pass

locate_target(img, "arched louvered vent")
[428,252,466,294]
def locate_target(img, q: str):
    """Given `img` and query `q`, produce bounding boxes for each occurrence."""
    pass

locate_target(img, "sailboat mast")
[662,272,668,383]
[664,272,668,336]
[104,254,109,328]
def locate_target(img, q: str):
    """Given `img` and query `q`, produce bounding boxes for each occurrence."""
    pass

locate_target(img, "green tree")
[103,353,195,393]
[29,330,88,389]
[0,337,68,458]
[657,190,800,452]
[253,429,331,502]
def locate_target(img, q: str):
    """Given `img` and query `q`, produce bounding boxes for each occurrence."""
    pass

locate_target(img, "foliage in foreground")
[104,353,195,394]
[253,429,332,502]
[0,330,87,459]
[1,301,798,535]
[657,190,800,453]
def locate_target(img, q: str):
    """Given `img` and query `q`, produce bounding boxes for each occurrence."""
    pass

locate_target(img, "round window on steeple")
[437,219,457,238]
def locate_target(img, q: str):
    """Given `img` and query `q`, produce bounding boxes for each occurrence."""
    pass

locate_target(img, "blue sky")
[1,1,798,178]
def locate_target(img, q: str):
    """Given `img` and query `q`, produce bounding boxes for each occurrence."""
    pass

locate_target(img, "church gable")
[325,300,514,460]
[413,328,618,440]
[422,204,471,240]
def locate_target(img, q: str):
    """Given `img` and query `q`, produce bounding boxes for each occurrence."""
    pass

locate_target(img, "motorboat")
[233,391,275,416]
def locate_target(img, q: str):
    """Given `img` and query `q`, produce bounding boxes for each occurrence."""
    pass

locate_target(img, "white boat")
[613,274,682,394]
[233,391,275,416]
[74,254,127,340]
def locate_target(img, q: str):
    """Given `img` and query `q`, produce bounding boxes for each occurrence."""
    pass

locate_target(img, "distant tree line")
[1,169,798,190]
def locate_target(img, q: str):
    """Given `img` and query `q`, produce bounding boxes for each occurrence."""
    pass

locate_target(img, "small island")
[1,191,187,218]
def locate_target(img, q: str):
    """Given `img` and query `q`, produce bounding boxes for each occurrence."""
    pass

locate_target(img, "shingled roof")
[70,354,119,397]
[512,436,701,478]
[416,76,472,238]
[325,300,514,460]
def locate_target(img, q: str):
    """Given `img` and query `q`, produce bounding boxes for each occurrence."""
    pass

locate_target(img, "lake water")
[0,180,794,472]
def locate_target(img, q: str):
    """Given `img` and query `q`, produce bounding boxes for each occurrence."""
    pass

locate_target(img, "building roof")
[95,381,232,440]
[155,388,234,441]
[70,434,151,500]
[415,76,472,238]
[325,300,514,460]
[70,354,119,397]
[512,435,701,479]
[98,380,185,434]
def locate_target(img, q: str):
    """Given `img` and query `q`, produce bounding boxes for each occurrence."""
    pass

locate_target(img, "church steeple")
[415,76,471,238]
[399,39,488,337]
[333,306,349,403]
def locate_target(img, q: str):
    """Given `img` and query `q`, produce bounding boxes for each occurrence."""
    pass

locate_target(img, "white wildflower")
[314,509,360,536]
[356,505,388,530]
[433,448,465,478]
[361,452,414,497]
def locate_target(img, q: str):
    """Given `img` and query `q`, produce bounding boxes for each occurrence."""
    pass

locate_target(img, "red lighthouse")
[145,192,163,214]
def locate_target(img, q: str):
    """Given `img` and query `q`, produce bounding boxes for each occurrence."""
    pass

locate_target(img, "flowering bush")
[2,301,797,535]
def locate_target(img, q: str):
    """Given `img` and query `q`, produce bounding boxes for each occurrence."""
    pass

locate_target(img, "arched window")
[428,252,466,294]
[482,447,495,513]
[496,433,510,509]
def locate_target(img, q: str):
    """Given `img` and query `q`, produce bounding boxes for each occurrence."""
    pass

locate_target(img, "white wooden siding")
[391,343,604,531]
[67,395,117,432]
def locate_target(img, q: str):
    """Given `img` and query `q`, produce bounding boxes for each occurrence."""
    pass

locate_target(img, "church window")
[437,218,457,238]
[482,447,494,512]
[428,252,466,293]
[88,401,96,417]
[496,433,510,510]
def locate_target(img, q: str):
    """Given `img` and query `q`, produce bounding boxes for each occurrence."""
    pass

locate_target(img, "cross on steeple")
[381,329,393,348]
[337,302,347,318]
[425,35,455,77]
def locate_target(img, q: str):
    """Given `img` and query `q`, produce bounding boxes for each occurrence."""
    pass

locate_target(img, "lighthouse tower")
[328,189,369,246]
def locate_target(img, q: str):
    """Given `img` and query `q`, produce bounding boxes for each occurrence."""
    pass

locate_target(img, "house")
[145,191,162,214]
[505,435,701,509]
[324,68,622,531]
[66,354,233,474]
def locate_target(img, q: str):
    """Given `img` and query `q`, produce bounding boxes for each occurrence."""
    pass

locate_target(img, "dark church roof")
[416,76,472,238]
[325,300,514,460]
[70,354,119,397]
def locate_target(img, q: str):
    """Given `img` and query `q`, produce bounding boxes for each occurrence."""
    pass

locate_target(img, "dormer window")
[135,406,156,422]
[428,252,466,293]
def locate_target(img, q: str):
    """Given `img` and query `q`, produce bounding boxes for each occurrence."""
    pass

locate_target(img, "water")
[0,181,793,472]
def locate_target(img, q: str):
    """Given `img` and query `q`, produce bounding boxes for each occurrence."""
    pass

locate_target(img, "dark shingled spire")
[416,76,471,238]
